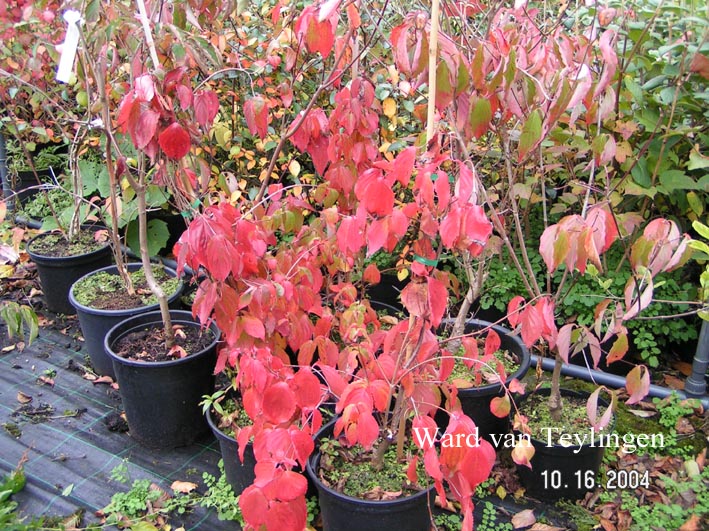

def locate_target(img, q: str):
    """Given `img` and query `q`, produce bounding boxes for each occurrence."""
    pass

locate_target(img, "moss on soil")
[448,344,519,388]
[318,436,427,499]
[72,265,180,310]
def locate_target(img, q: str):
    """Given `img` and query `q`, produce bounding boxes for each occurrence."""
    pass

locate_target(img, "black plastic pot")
[516,388,612,501]
[305,420,434,531]
[69,263,184,378]
[12,169,52,205]
[365,274,409,312]
[105,310,220,448]
[205,406,256,496]
[439,319,531,445]
[26,229,113,315]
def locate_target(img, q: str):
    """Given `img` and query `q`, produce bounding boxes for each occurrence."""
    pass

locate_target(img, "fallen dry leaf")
[678,514,702,531]
[16,391,32,404]
[512,509,536,529]
[663,374,685,390]
[628,409,656,418]
[2,344,16,352]
[38,376,55,386]
[672,361,693,376]
[529,524,565,531]
[170,480,198,494]
[82,372,98,381]
[91,375,114,385]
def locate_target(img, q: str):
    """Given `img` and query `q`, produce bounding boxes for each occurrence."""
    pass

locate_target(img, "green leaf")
[518,109,542,161]
[625,77,644,104]
[125,219,170,258]
[659,170,700,192]
[631,157,651,187]
[687,191,704,216]
[62,483,74,496]
[692,220,709,240]
[688,150,709,171]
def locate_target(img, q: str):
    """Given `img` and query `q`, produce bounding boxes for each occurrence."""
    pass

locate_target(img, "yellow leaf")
[0,200,6,222]
[397,269,409,282]
[383,97,397,118]
[496,485,507,500]
[0,264,16,278]
[288,159,301,178]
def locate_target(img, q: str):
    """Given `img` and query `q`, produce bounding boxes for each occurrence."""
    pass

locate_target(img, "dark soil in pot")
[26,228,113,315]
[69,263,184,378]
[105,310,219,449]
[437,319,531,445]
[515,388,613,502]
[306,420,434,531]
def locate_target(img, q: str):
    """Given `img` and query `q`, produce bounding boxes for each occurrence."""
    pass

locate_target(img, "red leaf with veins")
[401,281,428,319]
[262,382,297,424]
[295,5,335,57]
[158,122,191,159]
[194,89,219,127]
[244,95,269,139]
[133,108,159,150]
[428,276,447,327]
[175,84,193,110]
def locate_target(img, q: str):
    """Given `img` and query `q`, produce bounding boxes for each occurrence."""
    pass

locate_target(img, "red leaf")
[483,330,501,358]
[363,263,381,284]
[176,84,193,110]
[292,368,322,409]
[406,456,420,483]
[355,170,394,216]
[401,282,427,319]
[242,315,266,340]
[244,95,269,139]
[262,382,297,423]
[158,122,191,159]
[194,89,219,128]
[133,108,159,150]
[427,276,447,327]
[295,6,335,57]
[625,365,650,405]
[239,486,268,527]
[507,296,525,328]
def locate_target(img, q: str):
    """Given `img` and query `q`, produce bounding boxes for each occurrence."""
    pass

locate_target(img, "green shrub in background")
[479,243,698,368]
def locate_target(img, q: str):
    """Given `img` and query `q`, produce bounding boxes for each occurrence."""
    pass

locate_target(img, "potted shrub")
[430,3,697,503]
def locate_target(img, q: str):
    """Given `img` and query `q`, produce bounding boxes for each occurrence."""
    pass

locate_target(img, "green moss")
[72,265,180,309]
[317,437,427,499]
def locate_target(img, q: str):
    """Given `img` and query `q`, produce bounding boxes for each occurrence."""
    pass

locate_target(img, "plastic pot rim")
[104,309,220,369]
[69,263,184,317]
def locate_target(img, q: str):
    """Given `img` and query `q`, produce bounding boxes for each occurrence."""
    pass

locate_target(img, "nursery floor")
[0,318,231,530]
[0,313,582,530]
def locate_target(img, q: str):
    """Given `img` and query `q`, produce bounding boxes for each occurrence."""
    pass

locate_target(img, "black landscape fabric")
[0,322,232,530]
